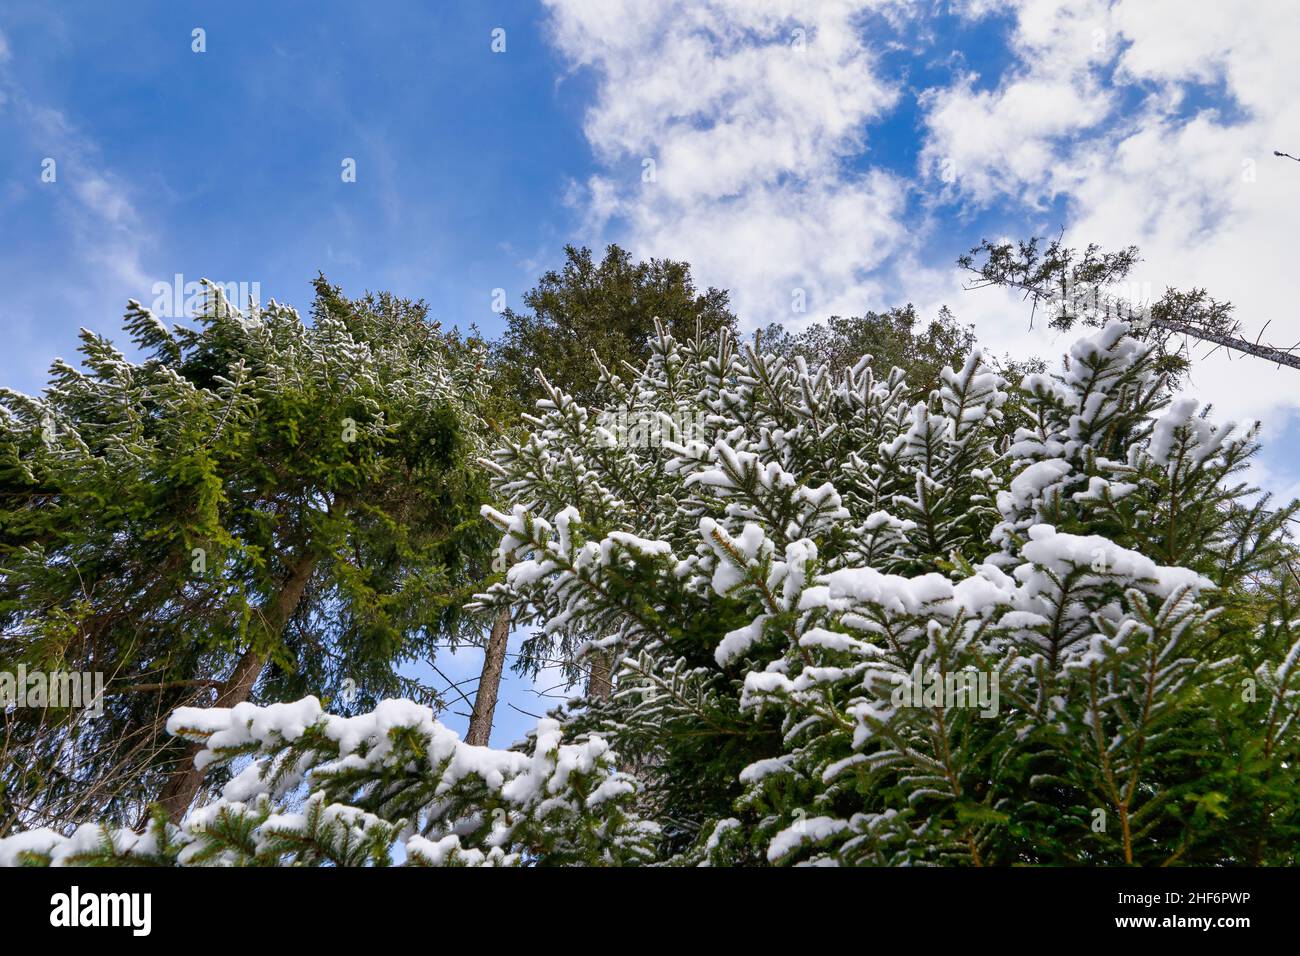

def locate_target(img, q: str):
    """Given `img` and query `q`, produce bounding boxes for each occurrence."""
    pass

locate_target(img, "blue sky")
[0,0,600,392]
[3,0,1299,745]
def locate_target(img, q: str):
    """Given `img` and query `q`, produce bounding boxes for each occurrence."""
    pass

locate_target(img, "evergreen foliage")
[758,304,977,398]
[492,244,737,411]
[5,318,1298,866]
[0,279,497,830]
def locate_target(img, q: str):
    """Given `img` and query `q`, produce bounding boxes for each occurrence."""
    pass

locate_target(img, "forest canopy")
[2,252,1297,865]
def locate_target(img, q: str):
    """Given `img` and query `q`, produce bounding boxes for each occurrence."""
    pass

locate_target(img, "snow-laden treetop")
[5,319,1298,866]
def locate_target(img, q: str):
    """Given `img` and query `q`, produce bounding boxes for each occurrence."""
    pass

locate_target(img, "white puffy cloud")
[922,0,1116,203]
[545,0,910,326]
[919,0,1300,433]
[545,0,1300,473]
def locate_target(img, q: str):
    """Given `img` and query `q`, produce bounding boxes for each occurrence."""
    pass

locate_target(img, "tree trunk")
[587,649,612,700]
[465,608,511,746]
[157,552,318,823]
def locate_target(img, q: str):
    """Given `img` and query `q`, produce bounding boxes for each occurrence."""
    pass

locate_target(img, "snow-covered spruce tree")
[0,698,656,866]
[3,318,1297,866]
[0,279,499,830]
[468,318,1299,865]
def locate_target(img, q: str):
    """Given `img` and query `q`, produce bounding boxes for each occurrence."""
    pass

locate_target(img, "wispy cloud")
[0,36,153,311]
[22,106,152,294]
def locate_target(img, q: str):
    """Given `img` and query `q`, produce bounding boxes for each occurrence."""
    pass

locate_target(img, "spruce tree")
[0,279,498,830]
[492,244,738,411]
[758,304,977,397]
[5,319,1298,866]
[486,244,739,706]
